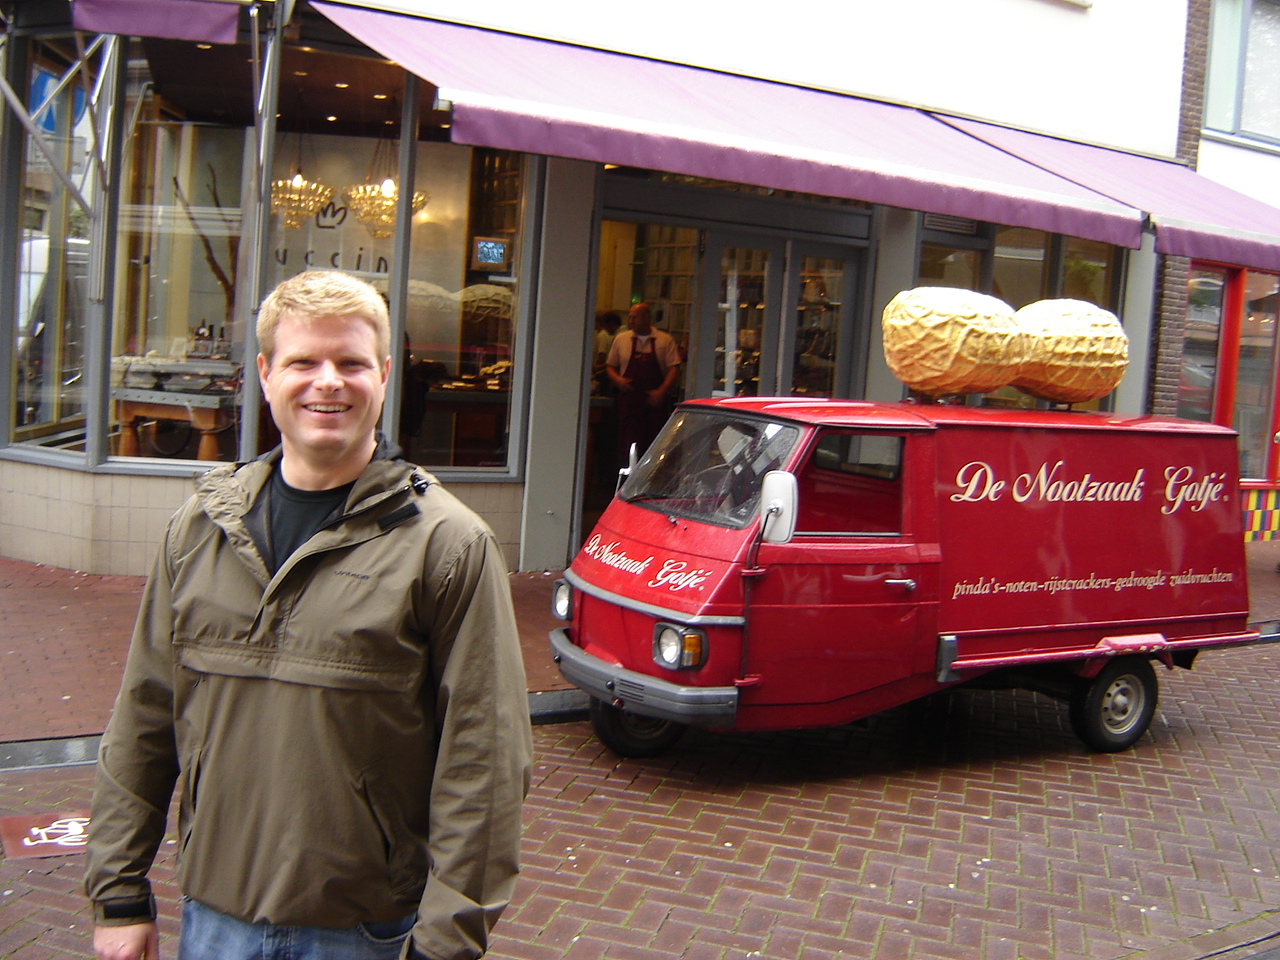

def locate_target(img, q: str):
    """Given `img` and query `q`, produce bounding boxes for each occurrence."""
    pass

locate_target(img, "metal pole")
[237,1,282,460]
[0,27,28,445]
[84,37,125,465]
[381,74,419,440]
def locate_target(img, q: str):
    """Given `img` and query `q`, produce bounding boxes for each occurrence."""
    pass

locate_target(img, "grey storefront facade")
[3,0,1278,576]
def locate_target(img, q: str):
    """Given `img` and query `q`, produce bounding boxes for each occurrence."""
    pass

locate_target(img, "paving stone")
[5,548,1280,957]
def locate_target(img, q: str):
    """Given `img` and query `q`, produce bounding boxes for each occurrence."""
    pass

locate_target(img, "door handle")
[885,578,917,592]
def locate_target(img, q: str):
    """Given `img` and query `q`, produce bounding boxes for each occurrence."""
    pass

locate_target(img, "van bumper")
[549,628,739,727]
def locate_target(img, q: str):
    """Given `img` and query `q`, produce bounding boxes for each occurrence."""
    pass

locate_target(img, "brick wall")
[1181,0,1209,166]
[1150,255,1190,416]
[1149,0,1209,416]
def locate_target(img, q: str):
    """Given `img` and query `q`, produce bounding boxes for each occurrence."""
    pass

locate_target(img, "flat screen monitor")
[471,236,511,272]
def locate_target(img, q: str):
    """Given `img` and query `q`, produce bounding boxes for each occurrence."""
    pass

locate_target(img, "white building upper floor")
[377,0,1191,158]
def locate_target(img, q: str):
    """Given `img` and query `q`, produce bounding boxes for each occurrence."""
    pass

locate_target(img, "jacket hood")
[196,435,427,516]
[192,436,433,580]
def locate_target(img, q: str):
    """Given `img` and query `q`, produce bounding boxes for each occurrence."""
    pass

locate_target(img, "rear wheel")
[589,698,686,757]
[1068,656,1158,752]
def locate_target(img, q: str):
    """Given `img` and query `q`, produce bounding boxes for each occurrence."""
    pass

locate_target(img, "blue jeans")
[177,897,415,960]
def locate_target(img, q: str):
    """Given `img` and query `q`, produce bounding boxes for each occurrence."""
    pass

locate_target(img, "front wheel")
[589,698,686,757]
[1068,656,1158,752]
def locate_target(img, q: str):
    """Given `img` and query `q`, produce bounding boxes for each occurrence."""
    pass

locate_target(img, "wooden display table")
[112,388,236,461]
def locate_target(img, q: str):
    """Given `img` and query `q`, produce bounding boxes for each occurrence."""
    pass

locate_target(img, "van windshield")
[619,409,801,528]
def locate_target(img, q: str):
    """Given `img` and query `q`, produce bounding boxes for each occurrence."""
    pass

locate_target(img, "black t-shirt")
[261,468,355,575]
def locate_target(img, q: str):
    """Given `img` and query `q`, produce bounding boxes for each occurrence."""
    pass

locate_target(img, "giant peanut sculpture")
[882,287,1127,402]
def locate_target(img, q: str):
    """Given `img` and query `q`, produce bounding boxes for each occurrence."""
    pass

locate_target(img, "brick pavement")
[0,557,569,744]
[4,545,1280,958]
[0,560,145,744]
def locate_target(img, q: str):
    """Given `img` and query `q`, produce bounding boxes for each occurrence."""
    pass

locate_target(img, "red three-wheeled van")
[551,398,1271,757]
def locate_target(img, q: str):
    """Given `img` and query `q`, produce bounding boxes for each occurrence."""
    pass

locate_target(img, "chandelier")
[345,123,428,239]
[344,176,428,239]
[271,171,335,229]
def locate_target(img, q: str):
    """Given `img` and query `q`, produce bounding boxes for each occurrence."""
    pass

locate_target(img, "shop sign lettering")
[583,535,652,575]
[950,460,1229,513]
[274,245,389,274]
[1161,465,1228,514]
[648,559,712,592]
[581,536,713,593]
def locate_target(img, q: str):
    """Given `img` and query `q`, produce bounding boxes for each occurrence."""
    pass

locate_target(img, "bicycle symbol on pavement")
[23,816,91,849]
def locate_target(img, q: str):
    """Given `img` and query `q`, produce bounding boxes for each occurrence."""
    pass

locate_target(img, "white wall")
[520,158,597,571]
[368,0,1188,157]
[0,459,525,575]
[1197,139,1280,211]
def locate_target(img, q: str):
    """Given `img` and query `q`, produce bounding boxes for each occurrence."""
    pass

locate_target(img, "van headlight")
[551,579,573,621]
[653,623,706,669]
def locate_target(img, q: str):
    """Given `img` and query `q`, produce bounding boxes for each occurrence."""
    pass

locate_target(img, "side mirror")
[759,470,798,544]
[616,442,639,491]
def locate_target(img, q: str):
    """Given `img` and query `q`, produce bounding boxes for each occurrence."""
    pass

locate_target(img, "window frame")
[792,429,907,538]
[1205,0,1280,149]
[1187,259,1280,482]
[0,25,537,483]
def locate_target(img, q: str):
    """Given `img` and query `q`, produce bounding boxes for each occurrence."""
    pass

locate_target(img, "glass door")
[694,233,784,398]
[690,233,863,401]
[586,222,865,536]
[785,243,859,398]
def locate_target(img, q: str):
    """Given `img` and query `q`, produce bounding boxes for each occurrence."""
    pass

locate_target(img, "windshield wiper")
[622,492,679,503]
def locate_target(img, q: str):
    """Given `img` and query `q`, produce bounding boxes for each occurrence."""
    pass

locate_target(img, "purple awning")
[313,2,1144,250]
[943,116,1280,273]
[71,0,239,45]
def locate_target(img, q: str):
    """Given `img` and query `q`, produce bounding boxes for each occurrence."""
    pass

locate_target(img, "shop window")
[984,227,1050,409]
[265,135,523,470]
[106,38,253,462]
[1184,264,1280,481]
[1206,0,1280,144]
[1179,268,1227,421]
[397,148,522,469]
[1234,271,1279,478]
[917,226,1121,411]
[111,120,248,461]
[919,242,981,290]
[267,51,526,470]
[992,227,1049,308]
[12,47,95,449]
[89,34,524,470]
[1061,237,1119,307]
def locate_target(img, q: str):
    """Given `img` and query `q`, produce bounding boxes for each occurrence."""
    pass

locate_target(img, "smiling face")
[257,310,390,490]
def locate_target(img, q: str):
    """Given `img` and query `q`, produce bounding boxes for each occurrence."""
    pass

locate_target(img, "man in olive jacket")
[86,270,533,960]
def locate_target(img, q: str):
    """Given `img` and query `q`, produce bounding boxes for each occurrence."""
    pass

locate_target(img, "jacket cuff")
[94,894,157,925]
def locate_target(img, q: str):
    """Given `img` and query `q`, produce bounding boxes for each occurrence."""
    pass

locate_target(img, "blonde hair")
[257,270,390,362]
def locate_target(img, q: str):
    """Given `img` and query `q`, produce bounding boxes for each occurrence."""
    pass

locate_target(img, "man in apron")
[605,301,682,462]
